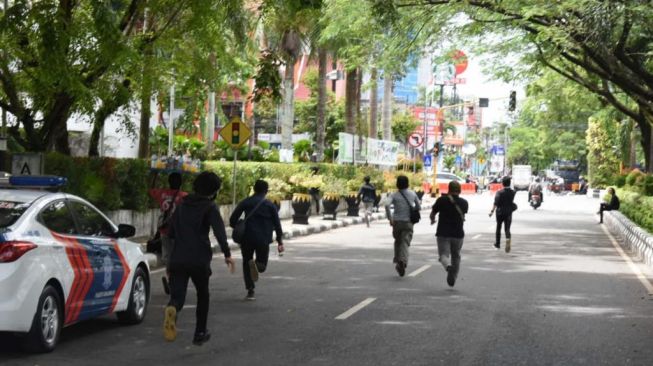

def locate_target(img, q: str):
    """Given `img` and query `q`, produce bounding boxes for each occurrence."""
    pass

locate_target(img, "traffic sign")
[219,117,251,148]
[407,133,424,148]
[423,154,432,168]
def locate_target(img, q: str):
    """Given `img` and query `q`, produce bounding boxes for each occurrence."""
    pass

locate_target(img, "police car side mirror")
[116,224,136,238]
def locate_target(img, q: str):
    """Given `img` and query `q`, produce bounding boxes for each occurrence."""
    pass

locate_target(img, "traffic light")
[508,90,516,111]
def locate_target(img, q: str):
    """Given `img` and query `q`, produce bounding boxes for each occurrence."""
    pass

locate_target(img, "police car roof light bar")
[6,176,67,188]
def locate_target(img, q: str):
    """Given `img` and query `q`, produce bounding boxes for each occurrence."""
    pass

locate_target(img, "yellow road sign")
[219,117,252,148]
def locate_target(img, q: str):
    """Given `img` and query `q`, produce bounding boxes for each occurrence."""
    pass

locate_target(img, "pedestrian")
[430,181,468,287]
[309,166,321,214]
[489,176,516,253]
[148,172,188,293]
[598,187,620,224]
[229,179,284,300]
[163,171,235,346]
[384,175,421,276]
[357,176,376,227]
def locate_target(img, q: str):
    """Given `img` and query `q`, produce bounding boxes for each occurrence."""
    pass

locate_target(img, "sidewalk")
[140,210,394,269]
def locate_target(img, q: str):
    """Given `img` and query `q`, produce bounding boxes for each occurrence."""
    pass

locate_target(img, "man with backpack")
[357,176,377,227]
[229,180,284,301]
[384,175,421,277]
[430,181,468,287]
[163,171,235,346]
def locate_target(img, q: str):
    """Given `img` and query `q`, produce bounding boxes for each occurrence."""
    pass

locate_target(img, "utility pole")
[1,0,8,172]
[168,82,175,157]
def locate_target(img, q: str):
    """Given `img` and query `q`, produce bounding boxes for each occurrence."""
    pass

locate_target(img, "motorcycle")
[530,193,542,209]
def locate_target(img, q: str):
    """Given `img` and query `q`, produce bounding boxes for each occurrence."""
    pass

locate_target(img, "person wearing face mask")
[163,171,235,346]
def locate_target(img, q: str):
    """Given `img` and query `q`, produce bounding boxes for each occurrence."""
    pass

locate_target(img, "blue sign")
[455,155,462,164]
[491,145,505,155]
[423,155,432,168]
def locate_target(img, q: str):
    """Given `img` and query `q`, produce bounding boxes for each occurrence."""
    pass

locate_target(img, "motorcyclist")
[528,177,543,203]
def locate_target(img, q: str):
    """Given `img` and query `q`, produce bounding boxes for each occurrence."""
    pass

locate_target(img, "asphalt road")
[2,192,653,365]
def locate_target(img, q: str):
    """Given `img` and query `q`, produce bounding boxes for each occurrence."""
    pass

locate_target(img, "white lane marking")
[335,297,377,320]
[151,267,166,274]
[601,225,653,294]
[408,264,431,277]
[472,234,482,240]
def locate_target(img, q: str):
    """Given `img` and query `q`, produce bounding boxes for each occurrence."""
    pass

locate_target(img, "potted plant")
[266,178,291,211]
[344,179,361,216]
[321,177,347,220]
[289,172,324,224]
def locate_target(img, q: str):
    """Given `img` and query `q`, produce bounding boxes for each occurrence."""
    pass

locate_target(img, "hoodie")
[168,194,231,267]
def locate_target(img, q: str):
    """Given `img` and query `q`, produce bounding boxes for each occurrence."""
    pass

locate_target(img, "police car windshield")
[0,201,31,229]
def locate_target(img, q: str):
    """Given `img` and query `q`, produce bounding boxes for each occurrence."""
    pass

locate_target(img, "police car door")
[66,200,123,321]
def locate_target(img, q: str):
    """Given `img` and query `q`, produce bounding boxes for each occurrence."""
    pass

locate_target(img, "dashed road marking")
[408,264,431,277]
[601,225,653,294]
[335,297,377,320]
[472,234,482,240]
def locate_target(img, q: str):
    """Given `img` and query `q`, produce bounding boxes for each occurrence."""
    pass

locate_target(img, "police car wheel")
[23,285,62,353]
[117,267,149,324]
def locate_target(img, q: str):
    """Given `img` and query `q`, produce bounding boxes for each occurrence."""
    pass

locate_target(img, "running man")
[430,181,468,287]
[357,176,377,227]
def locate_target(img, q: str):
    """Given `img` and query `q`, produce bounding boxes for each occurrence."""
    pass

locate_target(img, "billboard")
[337,133,399,166]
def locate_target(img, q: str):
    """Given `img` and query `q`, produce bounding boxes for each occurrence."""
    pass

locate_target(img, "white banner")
[337,133,399,166]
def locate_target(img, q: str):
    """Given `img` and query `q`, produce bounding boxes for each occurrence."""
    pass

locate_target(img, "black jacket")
[607,194,620,210]
[168,194,231,267]
[494,187,516,217]
[431,194,468,238]
[357,183,377,203]
[229,194,283,246]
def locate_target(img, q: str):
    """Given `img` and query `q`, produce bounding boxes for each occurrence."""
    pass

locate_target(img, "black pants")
[241,241,270,290]
[599,203,612,223]
[495,214,512,247]
[167,263,211,334]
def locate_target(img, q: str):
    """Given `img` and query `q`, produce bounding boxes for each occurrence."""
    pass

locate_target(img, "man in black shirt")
[490,176,516,252]
[165,172,235,346]
[230,180,284,300]
[598,187,620,224]
[430,181,469,287]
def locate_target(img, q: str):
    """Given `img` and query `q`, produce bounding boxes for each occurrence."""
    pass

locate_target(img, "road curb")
[605,211,653,268]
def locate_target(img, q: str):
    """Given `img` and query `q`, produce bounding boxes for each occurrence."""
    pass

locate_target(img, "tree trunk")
[345,68,357,134]
[90,81,132,156]
[280,58,295,150]
[89,108,109,157]
[316,48,327,161]
[369,67,378,139]
[382,72,393,140]
[44,93,74,154]
[138,44,154,159]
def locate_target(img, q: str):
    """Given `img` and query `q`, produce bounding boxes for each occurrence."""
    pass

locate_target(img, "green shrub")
[643,175,653,196]
[625,169,644,186]
[44,153,150,212]
[617,188,653,234]
[614,173,628,188]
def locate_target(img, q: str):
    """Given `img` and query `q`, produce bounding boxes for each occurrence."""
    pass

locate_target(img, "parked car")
[0,176,150,352]
[436,172,465,184]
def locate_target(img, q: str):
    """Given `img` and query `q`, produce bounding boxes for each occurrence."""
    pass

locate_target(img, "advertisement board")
[337,133,399,166]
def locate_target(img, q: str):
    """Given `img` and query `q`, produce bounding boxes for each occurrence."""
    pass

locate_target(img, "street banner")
[337,133,399,166]
[490,154,504,173]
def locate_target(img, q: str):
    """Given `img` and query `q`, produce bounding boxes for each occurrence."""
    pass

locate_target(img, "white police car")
[0,176,150,352]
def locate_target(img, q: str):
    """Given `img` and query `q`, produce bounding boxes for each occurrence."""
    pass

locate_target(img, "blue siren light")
[8,176,67,187]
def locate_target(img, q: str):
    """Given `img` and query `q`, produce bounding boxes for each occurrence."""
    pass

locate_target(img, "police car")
[0,176,150,352]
